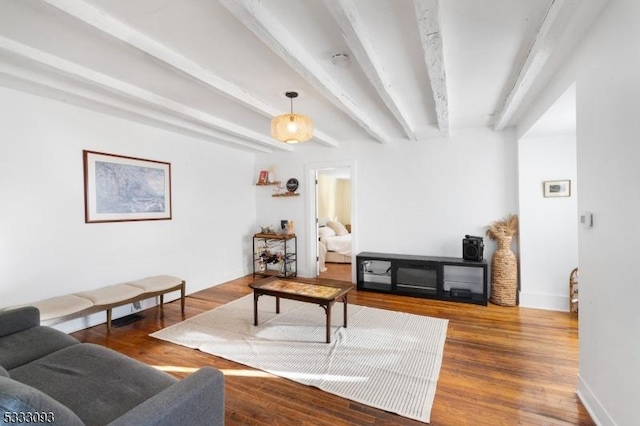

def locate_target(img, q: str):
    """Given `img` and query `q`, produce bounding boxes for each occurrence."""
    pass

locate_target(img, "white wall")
[517,0,640,423]
[0,88,256,331]
[256,127,518,278]
[317,175,351,225]
[518,135,578,311]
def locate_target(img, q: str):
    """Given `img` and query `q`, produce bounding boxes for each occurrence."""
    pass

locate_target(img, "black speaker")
[462,235,484,261]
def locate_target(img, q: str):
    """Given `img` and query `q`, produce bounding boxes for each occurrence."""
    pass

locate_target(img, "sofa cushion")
[0,365,8,378]
[0,376,84,426]
[0,326,78,370]
[10,343,177,425]
[0,306,40,337]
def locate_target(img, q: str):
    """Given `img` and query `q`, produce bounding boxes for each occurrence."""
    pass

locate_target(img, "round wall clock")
[286,178,299,193]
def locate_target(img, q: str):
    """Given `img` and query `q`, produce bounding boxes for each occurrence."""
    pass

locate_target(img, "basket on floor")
[490,235,518,306]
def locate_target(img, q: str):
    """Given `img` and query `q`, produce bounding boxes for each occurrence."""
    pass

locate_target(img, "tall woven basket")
[490,235,518,306]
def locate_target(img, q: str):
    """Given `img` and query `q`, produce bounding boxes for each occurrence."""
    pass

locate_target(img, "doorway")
[304,160,356,282]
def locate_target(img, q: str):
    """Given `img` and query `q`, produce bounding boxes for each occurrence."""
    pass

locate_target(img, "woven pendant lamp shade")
[271,91,313,144]
[271,113,313,144]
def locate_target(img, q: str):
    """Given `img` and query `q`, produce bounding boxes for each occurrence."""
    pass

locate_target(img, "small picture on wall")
[543,180,571,197]
[257,170,268,184]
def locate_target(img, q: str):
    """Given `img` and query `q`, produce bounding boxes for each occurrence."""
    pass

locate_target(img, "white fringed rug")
[151,295,448,423]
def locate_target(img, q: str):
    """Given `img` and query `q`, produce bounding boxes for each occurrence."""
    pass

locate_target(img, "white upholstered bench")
[11,275,185,331]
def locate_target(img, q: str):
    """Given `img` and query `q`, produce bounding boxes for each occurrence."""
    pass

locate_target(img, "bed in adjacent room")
[318,220,352,272]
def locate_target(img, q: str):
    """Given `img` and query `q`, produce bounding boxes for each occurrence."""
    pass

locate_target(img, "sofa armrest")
[106,367,224,426]
[0,307,40,338]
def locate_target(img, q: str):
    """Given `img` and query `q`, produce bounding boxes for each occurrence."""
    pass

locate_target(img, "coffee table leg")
[253,291,259,326]
[343,294,348,328]
[326,302,332,343]
[276,296,280,314]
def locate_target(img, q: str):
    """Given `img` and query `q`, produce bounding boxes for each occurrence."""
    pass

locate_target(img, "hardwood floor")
[71,275,593,425]
[319,262,352,281]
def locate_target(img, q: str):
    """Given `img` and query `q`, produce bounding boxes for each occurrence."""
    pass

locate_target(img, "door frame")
[304,159,357,282]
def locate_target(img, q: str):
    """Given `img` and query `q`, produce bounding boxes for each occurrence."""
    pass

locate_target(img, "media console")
[356,252,488,305]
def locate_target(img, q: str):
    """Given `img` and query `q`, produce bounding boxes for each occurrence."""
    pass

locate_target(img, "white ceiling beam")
[494,0,579,131]
[0,64,274,154]
[0,36,291,152]
[324,0,417,141]
[41,0,338,148]
[413,0,449,137]
[219,0,392,144]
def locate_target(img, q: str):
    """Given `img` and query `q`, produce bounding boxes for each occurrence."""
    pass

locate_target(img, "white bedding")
[321,234,352,256]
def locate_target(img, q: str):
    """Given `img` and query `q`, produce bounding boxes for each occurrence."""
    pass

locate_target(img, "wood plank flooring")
[71,275,593,425]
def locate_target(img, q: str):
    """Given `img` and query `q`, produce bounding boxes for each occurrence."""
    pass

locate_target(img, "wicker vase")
[490,235,518,306]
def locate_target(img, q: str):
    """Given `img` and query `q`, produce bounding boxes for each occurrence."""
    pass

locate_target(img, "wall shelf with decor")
[253,234,297,278]
[356,252,488,305]
[272,193,300,197]
[256,181,281,186]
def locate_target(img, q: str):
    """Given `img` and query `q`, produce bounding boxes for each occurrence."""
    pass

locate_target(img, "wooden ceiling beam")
[41,0,338,148]
[494,0,579,131]
[413,0,449,137]
[324,0,417,141]
[0,36,290,153]
[219,0,392,144]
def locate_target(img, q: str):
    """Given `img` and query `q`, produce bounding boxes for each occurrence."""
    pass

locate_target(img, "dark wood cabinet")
[356,252,488,305]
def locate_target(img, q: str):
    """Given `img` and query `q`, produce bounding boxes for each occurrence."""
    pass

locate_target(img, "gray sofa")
[0,307,224,425]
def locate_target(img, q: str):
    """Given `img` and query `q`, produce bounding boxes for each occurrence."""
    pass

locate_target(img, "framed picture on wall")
[83,150,172,223]
[543,180,571,197]
[257,170,268,184]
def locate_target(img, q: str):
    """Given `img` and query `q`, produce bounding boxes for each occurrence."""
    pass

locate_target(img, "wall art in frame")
[83,150,172,223]
[543,180,571,198]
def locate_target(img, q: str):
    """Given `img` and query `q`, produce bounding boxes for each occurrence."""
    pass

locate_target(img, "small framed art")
[543,180,571,197]
[83,150,172,223]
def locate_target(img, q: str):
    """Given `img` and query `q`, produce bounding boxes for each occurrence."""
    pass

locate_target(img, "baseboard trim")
[577,374,617,426]
[519,291,568,311]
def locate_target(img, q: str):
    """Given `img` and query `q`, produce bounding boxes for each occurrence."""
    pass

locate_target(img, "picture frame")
[258,170,268,184]
[543,180,571,198]
[83,150,172,223]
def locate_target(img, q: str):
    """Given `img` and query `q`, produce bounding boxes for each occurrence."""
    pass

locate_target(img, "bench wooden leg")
[106,309,112,331]
[181,281,186,314]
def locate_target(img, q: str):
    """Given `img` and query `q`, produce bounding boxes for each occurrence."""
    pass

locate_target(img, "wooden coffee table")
[249,277,354,343]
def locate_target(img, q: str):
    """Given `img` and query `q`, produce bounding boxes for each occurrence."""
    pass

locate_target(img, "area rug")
[150,295,448,423]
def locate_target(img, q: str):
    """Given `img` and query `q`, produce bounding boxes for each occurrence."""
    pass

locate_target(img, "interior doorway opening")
[304,160,356,283]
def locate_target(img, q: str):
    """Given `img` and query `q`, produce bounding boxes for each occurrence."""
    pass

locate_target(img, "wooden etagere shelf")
[272,193,300,197]
[255,181,281,186]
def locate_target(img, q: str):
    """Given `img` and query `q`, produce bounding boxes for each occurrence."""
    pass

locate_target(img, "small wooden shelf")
[256,181,281,186]
[254,233,295,240]
[272,192,300,197]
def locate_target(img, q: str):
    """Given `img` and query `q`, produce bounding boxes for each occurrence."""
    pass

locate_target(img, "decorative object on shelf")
[486,214,519,306]
[286,220,295,235]
[543,179,571,197]
[271,92,313,144]
[83,150,172,223]
[286,178,299,192]
[260,225,276,235]
[569,267,579,316]
[271,181,300,197]
[257,170,268,184]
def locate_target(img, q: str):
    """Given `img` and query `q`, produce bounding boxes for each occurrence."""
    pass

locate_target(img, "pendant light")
[271,91,313,144]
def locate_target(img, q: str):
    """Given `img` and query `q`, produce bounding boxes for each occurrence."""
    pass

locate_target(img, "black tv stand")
[356,252,488,305]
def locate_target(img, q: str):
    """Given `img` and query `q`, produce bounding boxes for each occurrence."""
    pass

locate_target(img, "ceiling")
[0,0,606,153]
